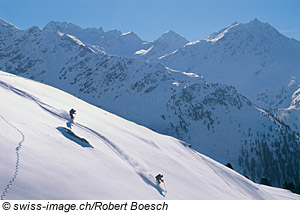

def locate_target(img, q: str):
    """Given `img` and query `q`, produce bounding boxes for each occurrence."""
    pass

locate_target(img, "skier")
[69,108,76,120]
[155,174,164,184]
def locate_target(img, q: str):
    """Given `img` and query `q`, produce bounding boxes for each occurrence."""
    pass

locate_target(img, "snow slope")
[0,71,299,200]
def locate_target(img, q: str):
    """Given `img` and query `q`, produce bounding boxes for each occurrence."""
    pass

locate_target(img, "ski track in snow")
[0,79,165,197]
[0,115,25,200]
[0,80,65,119]
[75,123,165,196]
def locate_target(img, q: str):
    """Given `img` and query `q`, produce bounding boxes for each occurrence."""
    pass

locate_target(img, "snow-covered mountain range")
[158,19,300,159]
[42,21,189,59]
[1,18,300,191]
[1,71,299,199]
[159,19,300,105]
[43,21,145,57]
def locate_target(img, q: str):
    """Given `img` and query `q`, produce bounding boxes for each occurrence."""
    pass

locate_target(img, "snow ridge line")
[192,149,248,199]
[0,73,16,77]
[0,115,25,200]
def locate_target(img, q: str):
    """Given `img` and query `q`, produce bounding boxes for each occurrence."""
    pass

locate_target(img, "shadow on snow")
[57,127,93,148]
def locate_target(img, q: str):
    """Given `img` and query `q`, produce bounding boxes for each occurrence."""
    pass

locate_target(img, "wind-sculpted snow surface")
[0,71,299,199]
[1,19,300,190]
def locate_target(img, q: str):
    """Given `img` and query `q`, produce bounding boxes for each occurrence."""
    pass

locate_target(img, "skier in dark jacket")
[69,108,76,120]
[155,174,164,184]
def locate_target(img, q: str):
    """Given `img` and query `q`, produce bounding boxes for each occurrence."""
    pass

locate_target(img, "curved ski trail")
[0,115,25,200]
[75,123,164,196]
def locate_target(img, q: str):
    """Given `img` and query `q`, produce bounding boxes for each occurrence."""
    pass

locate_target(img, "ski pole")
[163,182,167,193]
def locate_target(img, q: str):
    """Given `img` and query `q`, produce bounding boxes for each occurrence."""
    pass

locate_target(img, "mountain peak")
[248,18,264,25]
[159,30,188,42]
[43,21,104,34]
[25,26,40,34]
[0,19,19,31]
[43,21,79,32]
[120,31,143,43]
[206,18,286,43]
[154,30,189,47]
[245,18,272,29]
[104,29,122,37]
[242,18,284,39]
[121,31,133,36]
[134,30,188,59]
[164,29,177,35]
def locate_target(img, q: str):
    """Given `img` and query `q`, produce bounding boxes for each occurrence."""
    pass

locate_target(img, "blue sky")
[0,0,299,41]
